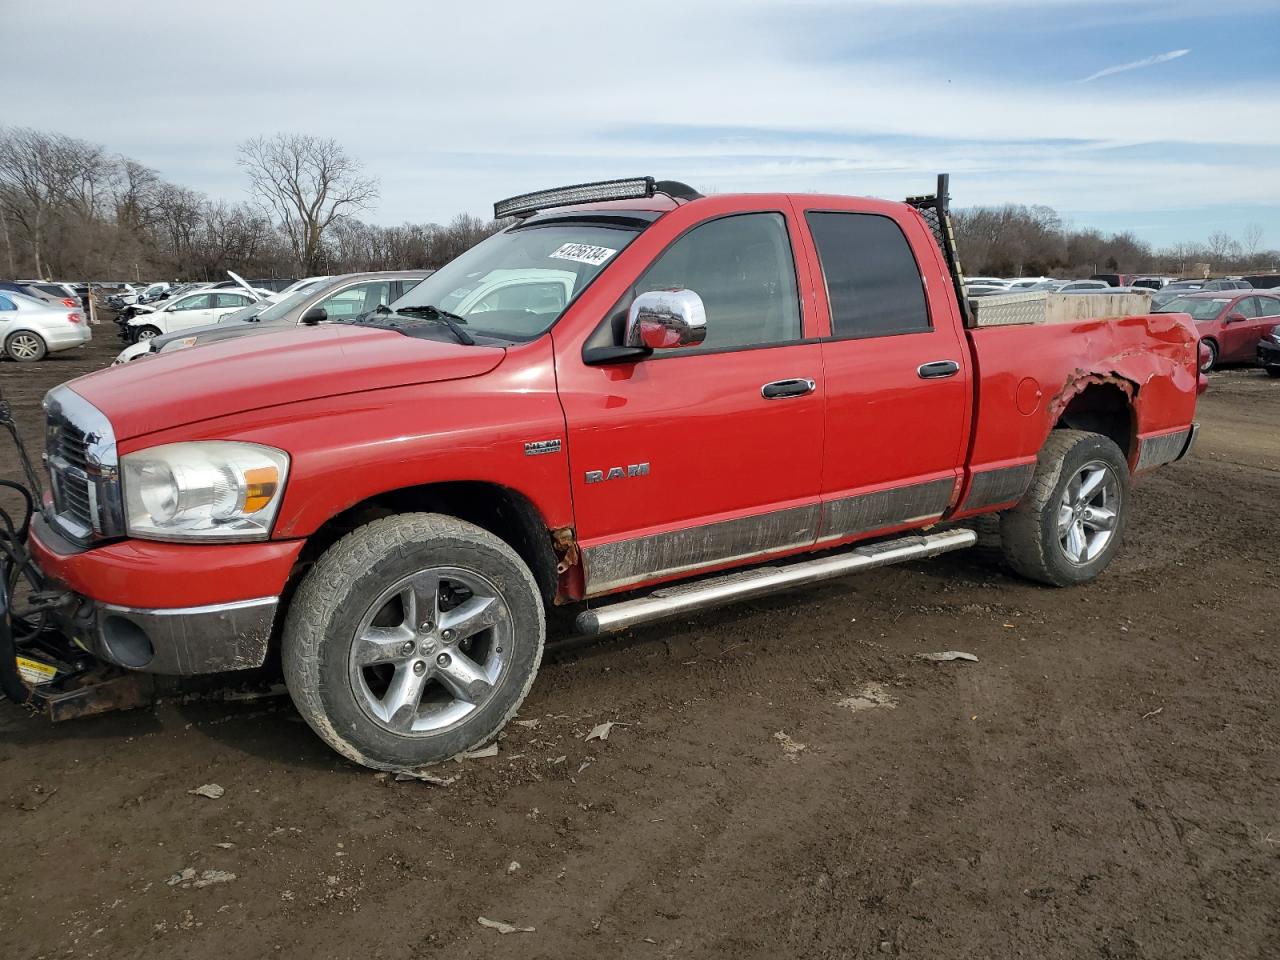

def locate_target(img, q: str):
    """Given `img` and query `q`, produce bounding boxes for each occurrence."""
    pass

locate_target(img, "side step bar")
[575,527,976,637]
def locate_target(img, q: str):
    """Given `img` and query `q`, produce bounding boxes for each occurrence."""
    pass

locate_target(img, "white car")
[0,290,92,361]
[1004,277,1055,290]
[126,289,260,341]
[963,277,1012,288]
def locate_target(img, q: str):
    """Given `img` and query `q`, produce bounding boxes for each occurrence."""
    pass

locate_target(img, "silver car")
[115,271,430,363]
[0,290,92,362]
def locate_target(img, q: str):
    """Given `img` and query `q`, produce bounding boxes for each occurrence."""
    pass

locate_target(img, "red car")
[17,176,1201,770]
[1156,290,1280,370]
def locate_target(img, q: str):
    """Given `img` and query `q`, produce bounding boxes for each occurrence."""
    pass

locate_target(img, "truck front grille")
[43,386,124,544]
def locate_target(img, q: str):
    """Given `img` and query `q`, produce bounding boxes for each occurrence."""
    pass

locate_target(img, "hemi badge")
[524,439,562,456]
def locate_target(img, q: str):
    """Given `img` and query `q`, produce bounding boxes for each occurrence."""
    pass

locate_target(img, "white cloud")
[1078,49,1191,83]
[0,0,1275,238]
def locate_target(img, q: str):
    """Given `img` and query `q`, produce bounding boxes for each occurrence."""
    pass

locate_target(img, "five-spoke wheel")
[1056,461,1120,565]
[349,567,511,735]
[283,513,544,771]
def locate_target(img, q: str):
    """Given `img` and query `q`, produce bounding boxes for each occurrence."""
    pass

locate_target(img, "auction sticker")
[549,243,616,267]
[15,656,57,685]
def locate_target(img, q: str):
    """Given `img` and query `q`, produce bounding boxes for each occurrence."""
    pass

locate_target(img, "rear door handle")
[917,360,960,379]
[761,378,817,399]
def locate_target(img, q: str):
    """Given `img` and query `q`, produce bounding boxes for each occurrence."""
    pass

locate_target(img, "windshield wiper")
[378,304,475,345]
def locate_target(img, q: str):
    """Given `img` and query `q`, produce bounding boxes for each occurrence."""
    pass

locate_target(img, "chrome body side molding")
[1135,424,1196,472]
[582,477,959,596]
[959,463,1035,512]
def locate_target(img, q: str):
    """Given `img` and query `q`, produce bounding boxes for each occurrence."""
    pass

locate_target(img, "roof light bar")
[494,177,656,220]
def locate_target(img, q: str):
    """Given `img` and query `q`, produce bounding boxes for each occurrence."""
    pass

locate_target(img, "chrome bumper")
[77,596,278,676]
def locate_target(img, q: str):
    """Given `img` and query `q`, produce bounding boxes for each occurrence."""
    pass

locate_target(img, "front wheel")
[5,331,47,362]
[999,430,1130,586]
[283,513,545,771]
[132,325,161,342]
[1200,338,1218,372]
[1266,367,1280,379]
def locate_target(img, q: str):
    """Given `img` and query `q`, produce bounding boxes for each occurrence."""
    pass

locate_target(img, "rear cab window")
[804,211,930,338]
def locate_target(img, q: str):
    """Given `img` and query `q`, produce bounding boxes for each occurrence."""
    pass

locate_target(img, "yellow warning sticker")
[15,656,57,685]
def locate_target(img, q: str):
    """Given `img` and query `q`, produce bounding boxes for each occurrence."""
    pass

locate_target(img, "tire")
[133,325,161,342]
[283,513,545,771]
[5,331,47,362]
[999,430,1130,587]
[1200,338,1218,372]
[1266,367,1280,379]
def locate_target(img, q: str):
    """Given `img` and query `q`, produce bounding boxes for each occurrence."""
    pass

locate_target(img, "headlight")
[122,441,289,542]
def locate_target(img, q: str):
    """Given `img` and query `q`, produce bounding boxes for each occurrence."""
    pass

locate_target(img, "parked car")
[0,280,77,309]
[1242,274,1280,290]
[1257,324,1280,377]
[1155,290,1280,370]
[1152,278,1253,309]
[963,276,1011,288]
[0,290,91,361]
[1004,277,1055,290]
[30,175,1201,771]
[1130,277,1177,290]
[123,288,261,341]
[1057,280,1113,292]
[135,282,173,304]
[19,280,82,304]
[1090,273,1134,287]
[116,272,430,362]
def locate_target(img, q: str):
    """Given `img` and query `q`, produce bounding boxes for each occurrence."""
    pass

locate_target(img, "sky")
[2,0,1278,248]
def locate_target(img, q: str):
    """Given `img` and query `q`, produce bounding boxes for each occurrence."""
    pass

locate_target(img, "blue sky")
[2,0,1278,249]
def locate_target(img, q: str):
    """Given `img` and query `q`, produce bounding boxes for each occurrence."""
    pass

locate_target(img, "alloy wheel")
[1057,460,1120,565]
[347,566,512,735]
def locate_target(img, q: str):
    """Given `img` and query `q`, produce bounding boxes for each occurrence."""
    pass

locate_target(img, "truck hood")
[70,324,506,441]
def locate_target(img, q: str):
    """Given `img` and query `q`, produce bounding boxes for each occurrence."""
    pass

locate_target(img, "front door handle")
[761,378,817,400]
[917,360,960,380]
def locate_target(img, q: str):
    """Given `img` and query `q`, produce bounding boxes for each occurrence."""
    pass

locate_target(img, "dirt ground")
[0,330,1277,960]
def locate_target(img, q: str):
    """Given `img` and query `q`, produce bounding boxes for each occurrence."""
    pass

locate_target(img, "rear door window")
[805,212,930,338]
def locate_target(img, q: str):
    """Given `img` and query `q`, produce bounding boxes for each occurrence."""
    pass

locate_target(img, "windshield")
[1156,297,1229,320]
[390,222,643,340]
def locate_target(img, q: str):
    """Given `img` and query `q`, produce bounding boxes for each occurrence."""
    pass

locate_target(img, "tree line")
[0,126,505,282]
[951,203,1275,278]
[1,125,1274,282]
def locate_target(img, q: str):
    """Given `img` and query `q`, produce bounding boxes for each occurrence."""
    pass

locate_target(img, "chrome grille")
[43,385,124,543]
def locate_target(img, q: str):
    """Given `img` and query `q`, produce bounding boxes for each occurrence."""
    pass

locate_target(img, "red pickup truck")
[24,177,1201,770]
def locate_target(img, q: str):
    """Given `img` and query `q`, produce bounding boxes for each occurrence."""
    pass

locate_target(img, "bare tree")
[1206,231,1234,265]
[0,127,66,277]
[238,134,378,274]
[1242,223,1264,266]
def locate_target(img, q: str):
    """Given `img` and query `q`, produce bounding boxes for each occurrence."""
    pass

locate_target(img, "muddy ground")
[0,330,1277,960]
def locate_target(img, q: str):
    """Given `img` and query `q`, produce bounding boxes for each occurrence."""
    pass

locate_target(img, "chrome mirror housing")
[626,289,707,351]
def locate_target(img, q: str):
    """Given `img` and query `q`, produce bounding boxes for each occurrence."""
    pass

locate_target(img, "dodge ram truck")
[22,176,1202,770]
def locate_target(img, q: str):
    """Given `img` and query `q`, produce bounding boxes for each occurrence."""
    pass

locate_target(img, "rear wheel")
[1000,430,1130,586]
[283,513,545,771]
[1200,338,1218,372]
[133,325,161,342]
[5,331,47,362]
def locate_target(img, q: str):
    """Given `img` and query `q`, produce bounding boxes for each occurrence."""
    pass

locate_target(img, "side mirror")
[301,306,328,325]
[1225,312,1245,324]
[625,289,707,350]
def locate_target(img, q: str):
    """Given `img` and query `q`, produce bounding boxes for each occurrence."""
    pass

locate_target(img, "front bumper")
[1258,339,1280,368]
[29,514,304,676]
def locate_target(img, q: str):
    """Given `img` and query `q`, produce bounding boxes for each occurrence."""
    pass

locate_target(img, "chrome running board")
[575,527,976,636]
